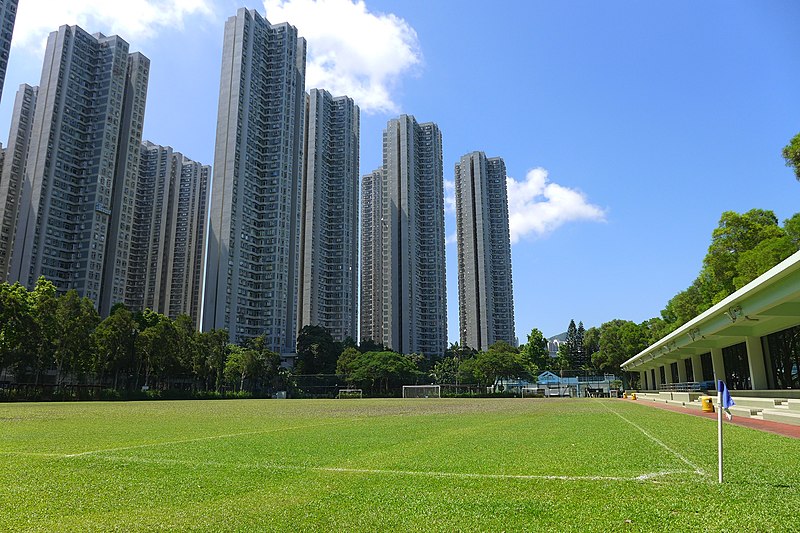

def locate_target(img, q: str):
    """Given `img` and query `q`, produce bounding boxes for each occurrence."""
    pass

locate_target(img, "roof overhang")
[622,250,800,371]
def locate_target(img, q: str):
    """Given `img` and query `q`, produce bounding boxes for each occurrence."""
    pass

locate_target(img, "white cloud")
[263,0,421,114]
[12,0,214,53]
[445,231,457,246]
[507,168,606,244]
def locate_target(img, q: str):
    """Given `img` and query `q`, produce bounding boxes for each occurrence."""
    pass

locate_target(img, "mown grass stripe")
[69,453,697,482]
[62,418,363,457]
[597,400,706,476]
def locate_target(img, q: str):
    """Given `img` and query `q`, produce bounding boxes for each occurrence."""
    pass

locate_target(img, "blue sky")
[2,0,799,342]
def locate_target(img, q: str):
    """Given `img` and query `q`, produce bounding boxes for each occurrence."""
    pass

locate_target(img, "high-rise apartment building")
[360,115,447,356]
[0,83,36,281]
[455,152,515,351]
[203,8,306,352]
[359,168,383,346]
[298,89,359,342]
[0,0,18,102]
[9,26,149,316]
[126,141,210,326]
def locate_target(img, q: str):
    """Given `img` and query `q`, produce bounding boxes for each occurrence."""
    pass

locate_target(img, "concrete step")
[730,397,785,409]
[728,405,760,417]
[788,399,800,412]
[672,392,703,403]
[762,409,800,426]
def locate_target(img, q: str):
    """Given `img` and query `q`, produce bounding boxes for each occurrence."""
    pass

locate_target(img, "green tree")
[92,305,137,389]
[295,325,339,374]
[783,213,800,247]
[336,346,361,377]
[473,342,524,392]
[660,280,706,332]
[0,282,34,376]
[575,321,586,367]
[430,356,460,384]
[783,132,800,181]
[358,338,387,353]
[582,327,601,369]
[346,351,419,394]
[734,235,796,289]
[518,328,549,376]
[563,319,587,368]
[29,277,59,385]
[197,329,229,391]
[53,290,100,386]
[641,317,670,345]
[246,334,281,390]
[224,344,266,392]
[135,310,180,390]
[592,319,649,374]
[702,209,784,303]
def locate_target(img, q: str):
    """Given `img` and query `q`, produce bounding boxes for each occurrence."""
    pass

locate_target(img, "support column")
[711,347,725,384]
[664,364,673,384]
[677,358,687,383]
[691,354,703,382]
[639,371,646,390]
[745,336,768,390]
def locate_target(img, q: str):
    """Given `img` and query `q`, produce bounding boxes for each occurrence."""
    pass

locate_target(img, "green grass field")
[1,398,798,531]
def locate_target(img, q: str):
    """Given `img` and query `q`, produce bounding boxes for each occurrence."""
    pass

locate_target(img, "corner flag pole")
[717,388,723,483]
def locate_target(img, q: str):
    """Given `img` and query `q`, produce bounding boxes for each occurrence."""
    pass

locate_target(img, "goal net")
[337,388,363,399]
[402,385,441,398]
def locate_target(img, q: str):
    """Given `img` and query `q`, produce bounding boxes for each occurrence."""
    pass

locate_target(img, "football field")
[1,398,798,531]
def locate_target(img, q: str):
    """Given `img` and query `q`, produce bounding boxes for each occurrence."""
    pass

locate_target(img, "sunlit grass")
[1,398,798,531]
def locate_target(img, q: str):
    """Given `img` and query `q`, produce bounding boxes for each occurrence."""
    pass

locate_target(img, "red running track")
[623,398,800,439]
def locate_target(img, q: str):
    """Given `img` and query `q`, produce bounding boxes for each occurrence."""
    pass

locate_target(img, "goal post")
[402,385,441,398]
[337,388,362,399]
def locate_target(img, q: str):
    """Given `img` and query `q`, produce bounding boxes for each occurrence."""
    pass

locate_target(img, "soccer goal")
[337,388,363,399]
[402,385,441,398]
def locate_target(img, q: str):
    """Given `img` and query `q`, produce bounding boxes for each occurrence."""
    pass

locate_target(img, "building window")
[723,342,751,390]
[700,352,714,382]
[763,325,800,390]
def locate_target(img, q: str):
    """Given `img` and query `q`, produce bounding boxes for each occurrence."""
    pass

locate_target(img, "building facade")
[126,141,210,326]
[0,0,18,102]
[360,115,447,356]
[298,89,359,342]
[0,83,37,281]
[9,26,149,316]
[359,168,383,346]
[455,152,516,351]
[203,8,306,352]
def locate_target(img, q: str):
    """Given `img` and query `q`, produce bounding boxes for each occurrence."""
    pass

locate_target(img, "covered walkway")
[622,251,800,423]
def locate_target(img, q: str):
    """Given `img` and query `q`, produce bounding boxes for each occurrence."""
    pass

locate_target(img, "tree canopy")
[783,132,800,181]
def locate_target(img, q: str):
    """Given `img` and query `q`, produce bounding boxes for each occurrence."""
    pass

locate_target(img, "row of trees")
[0,278,282,398]
[2,206,796,398]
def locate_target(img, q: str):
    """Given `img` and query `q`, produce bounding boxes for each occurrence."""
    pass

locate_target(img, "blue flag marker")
[718,380,735,420]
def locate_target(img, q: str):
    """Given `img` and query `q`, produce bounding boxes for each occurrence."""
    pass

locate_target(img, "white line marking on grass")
[74,454,693,483]
[0,451,64,457]
[598,401,706,477]
[62,419,358,458]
